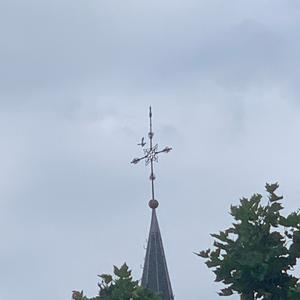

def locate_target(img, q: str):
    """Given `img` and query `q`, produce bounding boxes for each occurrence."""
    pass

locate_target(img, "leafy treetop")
[72,263,161,300]
[197,183,300,299]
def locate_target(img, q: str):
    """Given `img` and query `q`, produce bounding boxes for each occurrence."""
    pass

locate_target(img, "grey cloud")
[2,1,300,300]
[1,0,296,96]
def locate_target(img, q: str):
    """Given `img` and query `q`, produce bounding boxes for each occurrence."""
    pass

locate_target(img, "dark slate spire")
[131,107,174,300]
[141,207,174,300]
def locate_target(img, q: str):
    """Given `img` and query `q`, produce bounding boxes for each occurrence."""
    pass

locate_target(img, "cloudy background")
[1,0,300,299]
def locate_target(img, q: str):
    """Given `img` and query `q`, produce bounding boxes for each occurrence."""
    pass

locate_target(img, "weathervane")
[131,107,172,209]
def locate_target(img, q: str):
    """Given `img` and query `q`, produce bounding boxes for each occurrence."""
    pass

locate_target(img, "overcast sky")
[1,1,300,299]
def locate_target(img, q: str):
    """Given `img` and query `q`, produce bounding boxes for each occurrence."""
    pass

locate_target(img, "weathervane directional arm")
[155,146,172,155]
[131,155,148,164]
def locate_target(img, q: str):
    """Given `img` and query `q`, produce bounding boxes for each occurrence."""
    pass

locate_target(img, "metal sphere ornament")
[149,199,159,209]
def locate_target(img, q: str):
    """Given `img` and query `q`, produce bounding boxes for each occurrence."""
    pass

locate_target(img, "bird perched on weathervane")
[137,137,146,147]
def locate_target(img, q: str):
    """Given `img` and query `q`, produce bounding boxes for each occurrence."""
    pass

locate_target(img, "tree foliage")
[197,183,300,299]
[72,263,161,300]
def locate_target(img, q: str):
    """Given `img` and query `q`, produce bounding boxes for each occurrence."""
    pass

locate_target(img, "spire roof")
[141,209,174,300]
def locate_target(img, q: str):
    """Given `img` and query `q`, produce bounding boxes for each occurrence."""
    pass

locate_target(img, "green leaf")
[265,182,279,193]
[206,260,220,268]
[99,274,113,285]
[286,213,300,227]
[196,249,210,258]
[218,287,233,296]
[211,231,228,242]
[270,202,284,213]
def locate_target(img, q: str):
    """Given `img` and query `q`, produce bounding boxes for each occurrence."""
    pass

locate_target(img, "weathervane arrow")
[131,107,172,204]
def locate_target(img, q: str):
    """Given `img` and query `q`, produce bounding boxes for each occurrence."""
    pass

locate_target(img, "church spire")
[131,107,174,300]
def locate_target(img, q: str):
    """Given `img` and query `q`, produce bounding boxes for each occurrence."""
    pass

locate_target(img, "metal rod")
[149,106,155,200]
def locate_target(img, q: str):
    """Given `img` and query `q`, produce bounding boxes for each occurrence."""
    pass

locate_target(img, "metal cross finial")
[131,107,172,204]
